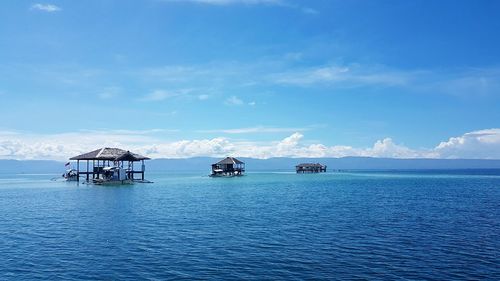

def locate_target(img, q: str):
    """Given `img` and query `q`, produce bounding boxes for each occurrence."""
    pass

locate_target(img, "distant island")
[2,157,500,174]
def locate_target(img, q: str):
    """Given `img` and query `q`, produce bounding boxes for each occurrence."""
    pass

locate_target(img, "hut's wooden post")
[76,160,80,183]
[131,161,134,180]
[86,160,89,181]
[141,160,145,180]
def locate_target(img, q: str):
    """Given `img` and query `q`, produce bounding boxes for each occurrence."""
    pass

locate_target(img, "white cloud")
[7,61,500,102]
[225,95,244,106]
[271,65,413,87]
[140,89,193,101]
[138,88,211,102]
[31,3,61,12]
[2,128,500,160]
[434,129,500,159]
[268,64,500,96]
[224,96,257,106]
[198,94,210,100]
[123,64,500,97]
[141,138,234,158]
[141,90,175,101]
[369,138,421,158]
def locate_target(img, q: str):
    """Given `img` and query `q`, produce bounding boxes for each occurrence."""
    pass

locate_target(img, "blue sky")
[1,0,500,159]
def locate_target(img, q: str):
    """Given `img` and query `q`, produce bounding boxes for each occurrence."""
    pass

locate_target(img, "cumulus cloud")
[434,129,500,159]
[141,138,234,158]
[31,3,61,12]
[369,138,421,158]
[1,129,500,160]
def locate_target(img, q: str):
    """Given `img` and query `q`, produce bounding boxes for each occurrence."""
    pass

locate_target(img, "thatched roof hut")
[69,147,150,182]
[70,147,150,161]
[215,157,245,165]
[211,157,245,177]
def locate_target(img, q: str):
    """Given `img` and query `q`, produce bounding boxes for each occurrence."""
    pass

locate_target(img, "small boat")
[63,169,79,181]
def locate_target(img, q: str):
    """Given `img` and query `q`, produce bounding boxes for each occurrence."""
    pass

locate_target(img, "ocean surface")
[0,170,499,280]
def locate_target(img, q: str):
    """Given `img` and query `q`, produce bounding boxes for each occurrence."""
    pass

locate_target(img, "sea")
[0,170,499,280]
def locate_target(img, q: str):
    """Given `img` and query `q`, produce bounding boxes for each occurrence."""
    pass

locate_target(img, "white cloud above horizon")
[31,3,61,12]
[1,128,500,161]
[4,61,500,103]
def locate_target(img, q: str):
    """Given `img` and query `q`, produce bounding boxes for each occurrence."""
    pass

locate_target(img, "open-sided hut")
[211,157,245,177]
[70,147,150,182]
[296,163,327,173]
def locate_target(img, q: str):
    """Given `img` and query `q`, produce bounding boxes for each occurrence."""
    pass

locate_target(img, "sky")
[1,0,500,160]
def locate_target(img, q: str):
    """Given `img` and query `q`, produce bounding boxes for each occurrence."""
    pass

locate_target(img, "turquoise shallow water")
[0,171,499,280]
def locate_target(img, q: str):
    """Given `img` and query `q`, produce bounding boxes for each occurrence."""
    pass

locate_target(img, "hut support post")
[76,160,80,183]
[86,160,89,181]
[141,160,145,180]
[131,161,134,180]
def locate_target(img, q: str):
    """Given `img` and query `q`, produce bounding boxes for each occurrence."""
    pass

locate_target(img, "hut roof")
[296,163,325,168]
[114,151,144,162]
[70,148,150,161]
[216,157,244,165]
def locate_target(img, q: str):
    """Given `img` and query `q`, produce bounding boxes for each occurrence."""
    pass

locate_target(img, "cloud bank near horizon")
[0,129,499,161]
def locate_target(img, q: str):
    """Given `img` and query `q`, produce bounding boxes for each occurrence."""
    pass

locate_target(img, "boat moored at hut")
[62,169,78,181]
[296,163,327,173]
[69,147,150,184]
[211,157,245,177]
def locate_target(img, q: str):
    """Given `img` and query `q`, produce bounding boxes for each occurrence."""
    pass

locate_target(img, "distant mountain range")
[2,157,500,174]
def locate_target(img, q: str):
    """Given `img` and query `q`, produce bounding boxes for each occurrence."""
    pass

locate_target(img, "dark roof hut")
[70,148,150,183]
[296,163,327,173]
[211,157,245,177]
[70,147,150,161]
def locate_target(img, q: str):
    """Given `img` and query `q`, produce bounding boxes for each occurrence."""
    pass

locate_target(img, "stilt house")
[296,163,327,173]
[70,147,150,182]
[211,157,245,177]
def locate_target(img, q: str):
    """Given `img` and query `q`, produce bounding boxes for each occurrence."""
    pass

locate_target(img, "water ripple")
[0,172,499,280]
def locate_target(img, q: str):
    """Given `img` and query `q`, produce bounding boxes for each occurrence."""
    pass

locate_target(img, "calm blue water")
[0,171,499,280]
